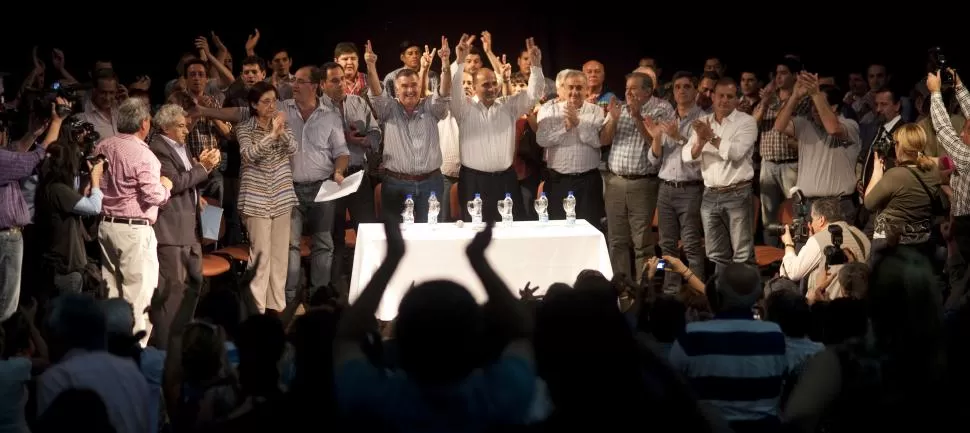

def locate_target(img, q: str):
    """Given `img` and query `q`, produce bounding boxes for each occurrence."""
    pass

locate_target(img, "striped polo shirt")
[668,311,787,431]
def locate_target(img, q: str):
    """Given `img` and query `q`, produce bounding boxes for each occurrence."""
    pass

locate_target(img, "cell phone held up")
[929,47,955,87]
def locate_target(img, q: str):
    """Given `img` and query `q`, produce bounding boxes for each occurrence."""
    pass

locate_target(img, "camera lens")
[765,223,786,236]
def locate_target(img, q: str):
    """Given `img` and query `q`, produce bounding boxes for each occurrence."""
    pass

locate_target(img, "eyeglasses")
[293,79,315,86]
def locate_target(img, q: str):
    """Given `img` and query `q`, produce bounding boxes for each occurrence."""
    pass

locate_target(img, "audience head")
[868,246,943,357]
[671,71,698,108]
[180,320,227,386]
[320,61,345,101]
[292,66,323,104]
[765,288,812,338]
[236,314,286,396]
[648,295,687,344]
[809,197,844,234]
[34,389,115,433]
[775,56,803,89]
[556,69,587,107]
[240,56,267,87]
[706,263,761,314]
[838,262,870,299]
[395,280,482,385]
[625,71,654,103]
[473,67,500,106]
[270,50,292,76]
[182,58,208,94]
[399,41,421,69]
[334,42,360,78]
[874,86,901,122]
[464,46,483,74]
[91,68,118,111]
[712,77,740,118]
[509,71,528,95]
[154,104,189,144]
[582,60,605,90]
[246,81,279,120]
[46,294,108,361]
[893,123,936,170]
[394,68,422,107]
[696,71,718,109]
[116,98,152,138]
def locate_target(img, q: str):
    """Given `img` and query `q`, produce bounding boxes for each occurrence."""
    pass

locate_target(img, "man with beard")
[362,38,452,222]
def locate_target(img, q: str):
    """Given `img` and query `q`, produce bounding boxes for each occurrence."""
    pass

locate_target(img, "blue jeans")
[286,181,335,304]
[701,186,756,275]
[381,173,445,223]
[0,228,23,322]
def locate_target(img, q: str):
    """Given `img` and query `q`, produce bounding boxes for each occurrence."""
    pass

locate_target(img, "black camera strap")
[903,166,945,216]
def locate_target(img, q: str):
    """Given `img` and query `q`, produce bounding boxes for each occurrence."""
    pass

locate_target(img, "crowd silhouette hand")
[383,218,406,259]
[466,220,495,260]
[519,282,538,300]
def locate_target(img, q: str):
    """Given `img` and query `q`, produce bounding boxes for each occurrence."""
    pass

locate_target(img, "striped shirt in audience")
[235,117,298,218]
[668,312,787,430]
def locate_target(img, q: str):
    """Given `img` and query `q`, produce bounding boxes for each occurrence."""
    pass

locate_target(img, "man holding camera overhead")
[779,198,869,302]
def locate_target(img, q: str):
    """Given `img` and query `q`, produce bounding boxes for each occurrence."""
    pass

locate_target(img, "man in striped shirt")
[928,70,970,262]
[669,263,786,433]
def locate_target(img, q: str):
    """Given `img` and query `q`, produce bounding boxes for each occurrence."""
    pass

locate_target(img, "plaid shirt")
[186,94,222,159]
[608,97,675,175]
[759,93,811,161]
[930,85,970,216]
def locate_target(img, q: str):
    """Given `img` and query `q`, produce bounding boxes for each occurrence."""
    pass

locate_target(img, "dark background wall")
[0,4,963,98]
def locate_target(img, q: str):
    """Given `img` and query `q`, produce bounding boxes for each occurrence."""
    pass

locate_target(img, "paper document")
[201,205,223,240]
[314,170,364,202]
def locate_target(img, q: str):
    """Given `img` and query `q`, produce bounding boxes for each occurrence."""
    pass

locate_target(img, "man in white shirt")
[451,34,545,222]
[682,77,758,273]
[536,69,606,222]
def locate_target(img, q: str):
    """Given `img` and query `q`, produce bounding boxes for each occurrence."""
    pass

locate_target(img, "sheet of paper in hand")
[314,170,364,202]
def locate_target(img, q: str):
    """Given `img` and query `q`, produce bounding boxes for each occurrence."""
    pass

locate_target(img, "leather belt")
[662,179,703,188]
[102,216,150,225]
[611,172,658,181]
[384,168,441,182]
[707,180,752,193]
[765,158,798,164]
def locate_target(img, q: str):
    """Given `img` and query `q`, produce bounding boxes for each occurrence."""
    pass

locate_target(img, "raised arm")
[334,221,405,366]
[450,33,477,118]
[362,40,384,97]
[928,71,970,171]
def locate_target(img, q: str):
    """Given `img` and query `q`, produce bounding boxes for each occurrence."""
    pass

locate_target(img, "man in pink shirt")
[94,98,172,342]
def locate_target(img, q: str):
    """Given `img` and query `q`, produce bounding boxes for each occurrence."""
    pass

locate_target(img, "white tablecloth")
[350,220,613,321]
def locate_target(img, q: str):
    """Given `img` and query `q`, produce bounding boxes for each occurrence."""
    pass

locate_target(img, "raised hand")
[927,71,942,93]
[456,33,476,63]
[564,103,579,130]
[499,54,512,81]
[271,111,287,136]
[194,37,211,62]
[420,44,437,71]
[245,29,260,55]
[627,93,644,118]
[363,40,378,66]
[384,217,406,259]
[519,282,538,300]
[525,37,541,67]
[661,120,680,140]
[606,96,621,120]
[51,48,66,71]
[466,220,494,260]
[210,31,227,53]
[31,46,44,72]
[481,30,494,54]
[438,36,451,64]
[643,116,665,138]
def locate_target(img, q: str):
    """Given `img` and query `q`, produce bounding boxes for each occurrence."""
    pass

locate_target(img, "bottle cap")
[505,193,512,198]
[474,193,481,198]
[406,194,412,199]
[567,191,574,195]
[429,191,436,198]
[540,192,546,197]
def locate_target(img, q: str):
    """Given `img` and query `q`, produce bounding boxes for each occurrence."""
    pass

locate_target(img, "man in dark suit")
[148,103,220,348]
[856,87,903,235]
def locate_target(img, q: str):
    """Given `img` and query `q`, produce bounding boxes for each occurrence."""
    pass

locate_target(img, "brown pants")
[244,211,291,313]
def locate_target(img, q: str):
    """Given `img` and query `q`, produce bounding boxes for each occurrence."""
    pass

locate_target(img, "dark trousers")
[953,214,970,264]
[458,166,523,222]
[150,243,202,349]
[658,182,705,293]
[332,172,375,289]
[544,169,604,224]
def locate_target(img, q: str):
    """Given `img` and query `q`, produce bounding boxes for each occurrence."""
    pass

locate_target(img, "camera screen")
[656,259,667,270]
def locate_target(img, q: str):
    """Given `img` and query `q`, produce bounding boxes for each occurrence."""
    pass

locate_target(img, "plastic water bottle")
[472,193,483,225]
[428,192,440,225]
[403,194,415,225]
[563,191,577,225]
[535,192,549,223]
[502,193,514,226]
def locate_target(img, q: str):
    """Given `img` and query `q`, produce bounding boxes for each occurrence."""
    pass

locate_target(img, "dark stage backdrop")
[0,4,963,100]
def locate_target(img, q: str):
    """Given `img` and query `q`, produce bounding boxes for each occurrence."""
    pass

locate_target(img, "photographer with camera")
[863,123,942,262]
[0,96,68,321]
[35,118,106,295]
[927,68,970,263]
[779,198,869,300]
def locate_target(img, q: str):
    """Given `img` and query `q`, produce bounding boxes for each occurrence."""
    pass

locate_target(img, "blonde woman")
[235,81,298,313]
[863,123,942,262]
